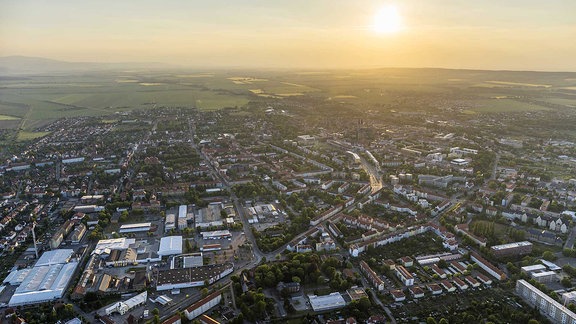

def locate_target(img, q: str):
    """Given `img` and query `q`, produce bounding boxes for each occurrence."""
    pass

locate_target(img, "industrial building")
[516,279,576,323]
[156,263,233,291]
[182,253,204,268]
[308,292,347,312]
[201,230,232,240]
[119,222,152,233]
[490,241,533,258]
[7,249,79,306]
[158,236,183,257]
[104,291,147,315]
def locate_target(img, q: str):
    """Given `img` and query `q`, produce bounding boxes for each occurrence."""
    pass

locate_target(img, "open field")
[16,131,50,141]
[1,68,576,132]
[0,115,20,120]
[466,99,550,113]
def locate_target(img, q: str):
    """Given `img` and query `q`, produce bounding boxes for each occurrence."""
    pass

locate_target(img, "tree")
[427,317,437,324]
[201,287,209,297]
[542,251,557,261]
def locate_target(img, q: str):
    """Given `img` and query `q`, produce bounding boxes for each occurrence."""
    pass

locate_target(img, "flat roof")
[159,236,183,256]
[9,262,79,306]
[36,249,74,266]
[120,222,152,229]
[157,263,233,286]
[178,205,188,219]
[518,280,576,319]
[93,238,136,254]
[201,230,231,237]
[531,271,557,277]
[308,293,346,311]
[491,241,533,250]
[521,264,547,272]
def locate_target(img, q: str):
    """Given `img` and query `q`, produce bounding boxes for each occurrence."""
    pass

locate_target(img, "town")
[0,72,575,324]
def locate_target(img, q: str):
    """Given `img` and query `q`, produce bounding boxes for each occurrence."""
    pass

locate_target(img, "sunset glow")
[373,5,403,34]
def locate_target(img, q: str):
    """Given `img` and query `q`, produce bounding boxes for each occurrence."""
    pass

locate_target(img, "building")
[359,261,385,291]
[491,241,533,258]
[440,280,456,293]
[562,291,576,305]
[464,276,480,288]
[521,264,547,274]
[308,293,347,312]
[119,223,152,234]
[346,287,368,301]
[395,265,414,286]
[470,252,507,280]
[165,213,176,232]
[390,290,405,302]
[156,263,233,291]
[516,279,576,323]
[158,236,183,257]
[200,244,221,252]
[427,283,443,295]
[431,264,447,279]
[182,253,204,268]
[184,291,222,321]
[453,277,468,291]
[104,291,147,316]
[531,271,558,283]
[8,249,79,306]
[476,274,492,286]
[50,220,75,249]
[277,282,301,294]
[201,230,232,240]
[69,223,86,244]
[409,286,425,298]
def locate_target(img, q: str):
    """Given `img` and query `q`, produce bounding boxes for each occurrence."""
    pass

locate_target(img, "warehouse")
[119,222,152,233]
[8,249,79,306]
[156,263,233,291]
[158,236,183,257]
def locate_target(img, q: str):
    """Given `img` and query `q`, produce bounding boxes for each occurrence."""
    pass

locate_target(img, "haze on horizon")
[1,0,576,71]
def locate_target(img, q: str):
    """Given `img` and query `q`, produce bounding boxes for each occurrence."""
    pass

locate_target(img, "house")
[427,283,443,295]
[409,286,425,298]
[390,289,405,302]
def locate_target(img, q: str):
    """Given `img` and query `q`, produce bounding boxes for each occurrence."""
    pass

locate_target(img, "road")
[357,152,383,193]
[490,152,500,181]
[565,226,576,250]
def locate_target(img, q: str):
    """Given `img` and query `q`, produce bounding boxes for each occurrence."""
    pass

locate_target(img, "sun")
[373,5,403,34]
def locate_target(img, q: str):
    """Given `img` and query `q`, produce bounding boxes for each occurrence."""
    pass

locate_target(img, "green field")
[1,68,576,131]
[17,131,50,141]
[0,114,20,120]
[467,99,550,113]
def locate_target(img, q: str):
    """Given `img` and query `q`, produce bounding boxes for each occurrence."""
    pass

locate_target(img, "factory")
[6,249,79,306]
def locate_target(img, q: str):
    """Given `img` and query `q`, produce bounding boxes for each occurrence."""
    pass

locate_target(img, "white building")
[105,291,147,315]
[8,249,79,306]
[119,222,152,233]
[516,279,576,323]
[308,293,347,312]
[184,291,222,320]
[158,236,183,257]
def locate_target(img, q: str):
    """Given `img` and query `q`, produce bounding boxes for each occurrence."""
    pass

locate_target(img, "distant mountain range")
[0,56,173,74]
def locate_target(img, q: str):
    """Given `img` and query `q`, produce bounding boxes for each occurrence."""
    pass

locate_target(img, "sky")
[1,0,576,71]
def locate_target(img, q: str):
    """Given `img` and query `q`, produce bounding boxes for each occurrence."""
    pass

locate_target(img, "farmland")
[1,67,576,137]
